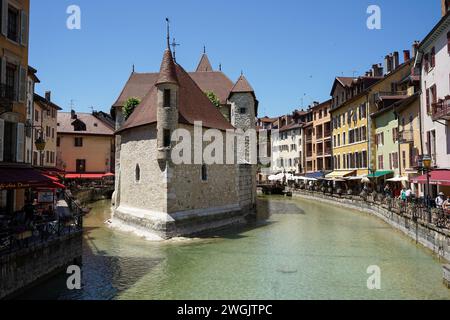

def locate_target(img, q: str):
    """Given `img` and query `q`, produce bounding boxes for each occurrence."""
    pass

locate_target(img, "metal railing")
[0,191,85,256]
[292,188,450,230]
[432,97,450,121]
[398,129,414,143]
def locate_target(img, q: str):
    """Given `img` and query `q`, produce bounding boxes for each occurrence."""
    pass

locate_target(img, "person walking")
[436,192,445,209]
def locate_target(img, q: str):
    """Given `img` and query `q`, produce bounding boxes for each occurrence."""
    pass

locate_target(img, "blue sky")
[30,0,441,117]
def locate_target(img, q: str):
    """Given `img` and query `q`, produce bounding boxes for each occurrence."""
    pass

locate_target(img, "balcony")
[398,129,414,144]
[0,84,15,114]
[432,97,450,121]
[374,91,408,101]
[374,91,409,110]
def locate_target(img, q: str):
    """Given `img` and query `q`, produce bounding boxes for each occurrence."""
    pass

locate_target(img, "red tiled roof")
[156,49,178,85]
[112,71,234,107]
[189,71,234,104]
[279,122,303,132]
[34,93,62,111]
[58,112,115,136]
[230,75,254,95]
[259,117,277,123]
[118,52,234,133]
[336,77,355,87]
[112,73,159,108]
[196,53,213,72]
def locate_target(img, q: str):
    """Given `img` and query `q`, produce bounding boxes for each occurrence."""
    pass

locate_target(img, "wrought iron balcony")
[432,97,450,121]
[398,129,414,144]
[0,84,15,114]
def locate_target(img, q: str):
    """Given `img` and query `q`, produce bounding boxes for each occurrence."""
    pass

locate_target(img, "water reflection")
[18,197,450,300]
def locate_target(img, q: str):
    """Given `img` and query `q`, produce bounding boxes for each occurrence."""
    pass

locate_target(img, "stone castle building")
[111,44,258,239]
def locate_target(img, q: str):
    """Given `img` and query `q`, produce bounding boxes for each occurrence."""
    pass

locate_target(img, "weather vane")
[171,38,180,61]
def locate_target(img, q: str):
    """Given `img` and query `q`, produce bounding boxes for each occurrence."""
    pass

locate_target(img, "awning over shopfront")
[64,173,113,180]
[0,168,64,190]
[325,170,356,179]
[305,172,326,179]
[412,170,450,186]
[367,171,394,179]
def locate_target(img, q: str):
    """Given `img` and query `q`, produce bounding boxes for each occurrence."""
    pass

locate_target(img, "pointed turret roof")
[156,49,179,85]
[117,49,234,134]
[230,74,254,95]
[196,53,213,72]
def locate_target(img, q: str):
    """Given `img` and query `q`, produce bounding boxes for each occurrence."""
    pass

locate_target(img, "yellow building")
[0,0,30,214]
[330,76,381,177]
[330,53,414,179]
[57,110,115,175]
[33,92,61,168]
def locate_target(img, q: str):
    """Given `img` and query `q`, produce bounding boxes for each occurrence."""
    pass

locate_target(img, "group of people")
[435,192,450,212]
[22,200,56,227]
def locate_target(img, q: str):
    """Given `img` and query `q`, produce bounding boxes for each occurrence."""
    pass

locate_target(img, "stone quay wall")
[0,232,82,299]
[292,190,450,263]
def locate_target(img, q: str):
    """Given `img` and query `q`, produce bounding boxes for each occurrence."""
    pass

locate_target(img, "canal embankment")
[292,190,450,288]
[0,194,85,299]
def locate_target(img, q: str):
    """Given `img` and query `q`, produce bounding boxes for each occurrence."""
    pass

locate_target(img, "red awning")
[65,173,106,180]
[412,170,450,186]
[0,167,63,190]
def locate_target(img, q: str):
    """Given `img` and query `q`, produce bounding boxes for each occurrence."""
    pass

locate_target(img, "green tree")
[205,91,221,108]
[123,97,141,120]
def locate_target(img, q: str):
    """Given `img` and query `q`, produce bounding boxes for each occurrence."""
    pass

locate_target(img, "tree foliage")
[123,97,141,120]
[205,91,221,108]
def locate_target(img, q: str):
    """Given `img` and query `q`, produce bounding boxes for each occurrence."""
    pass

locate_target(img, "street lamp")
[421,155,433,223]
[34,134,46,152]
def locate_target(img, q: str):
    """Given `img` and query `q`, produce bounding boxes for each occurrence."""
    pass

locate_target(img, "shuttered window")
[16,122,24,162]
[0,119,4,162]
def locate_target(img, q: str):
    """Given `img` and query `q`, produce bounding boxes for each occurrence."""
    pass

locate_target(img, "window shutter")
[16,122,24,162]
[20,10,28,46]
[0,56,5,85]
[0,119,4,162]
[18,65,26,102]
[1,0,7,37]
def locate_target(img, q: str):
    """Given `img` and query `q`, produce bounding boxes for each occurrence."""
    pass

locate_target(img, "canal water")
[19,196,450,300]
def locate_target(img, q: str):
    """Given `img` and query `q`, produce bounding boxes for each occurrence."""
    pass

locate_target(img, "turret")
[156,48,179,161]
[228,74,257,131]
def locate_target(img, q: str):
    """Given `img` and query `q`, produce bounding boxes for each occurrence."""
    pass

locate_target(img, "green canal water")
[19,196,450,300]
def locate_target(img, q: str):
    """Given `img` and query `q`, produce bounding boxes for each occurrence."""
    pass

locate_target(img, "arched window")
[135,164,140,182]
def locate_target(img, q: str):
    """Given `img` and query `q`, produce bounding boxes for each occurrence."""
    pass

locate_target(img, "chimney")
[384,55,392,74]
[442,0,449,17]
[403,50,411,62]
[393,52,400,69]
[71,109,77,120]
[45,91,51,102]
[412,41,420,58]
[372,64,383,77]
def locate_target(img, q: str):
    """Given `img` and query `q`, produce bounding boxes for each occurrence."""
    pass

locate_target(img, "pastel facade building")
[413,6,450,195]
[57,111,115,175]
